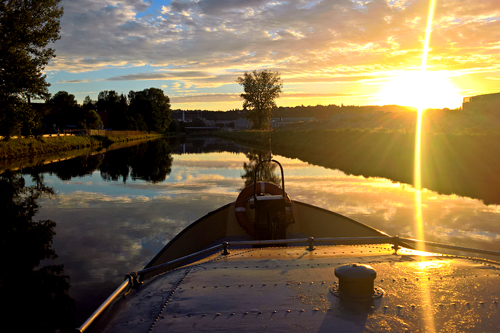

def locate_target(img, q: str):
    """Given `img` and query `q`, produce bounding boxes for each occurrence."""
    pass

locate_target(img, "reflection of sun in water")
[378,70,462,110]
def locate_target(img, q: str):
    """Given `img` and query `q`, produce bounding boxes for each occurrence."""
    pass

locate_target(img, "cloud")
[48,0,500,101]
[56,79,91,83]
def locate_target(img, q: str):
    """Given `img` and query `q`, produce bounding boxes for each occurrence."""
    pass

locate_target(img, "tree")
[83,109,103,129]
[0,0,63,139]
[128,88,171,133]
[237,70,283,130]
[46,91,79,130]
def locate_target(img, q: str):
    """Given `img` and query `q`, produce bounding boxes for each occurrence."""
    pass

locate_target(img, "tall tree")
[96,90,123,129]
[237,70,283,130]
[46,91,79,130]
[128,88,171,133]
[0,0,63,139]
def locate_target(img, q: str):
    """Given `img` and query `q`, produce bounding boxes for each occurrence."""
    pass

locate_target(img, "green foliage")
[46,91,79,129]
[128,88,171,132]
[237,70,283,130]
[97,90,125,129]
[0,0,63,139]
[84,109,103,129]
[169,118,182,132]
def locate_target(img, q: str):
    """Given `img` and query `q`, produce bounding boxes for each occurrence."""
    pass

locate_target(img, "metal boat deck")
[92,244,500,332]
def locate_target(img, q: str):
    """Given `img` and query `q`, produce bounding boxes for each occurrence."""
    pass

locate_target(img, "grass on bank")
[0,133,164,160]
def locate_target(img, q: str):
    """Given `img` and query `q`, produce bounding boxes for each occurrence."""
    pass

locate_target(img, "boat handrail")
[76,279,131,333]
[138,243,224,276]
[76,235,500,332]
[399,237,500,257]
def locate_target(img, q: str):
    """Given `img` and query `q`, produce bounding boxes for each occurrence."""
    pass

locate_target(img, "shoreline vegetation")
[0,133,166,161]
[216,129,500,206]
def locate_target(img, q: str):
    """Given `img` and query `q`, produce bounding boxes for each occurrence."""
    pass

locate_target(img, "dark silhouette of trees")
[43,88,172,133]
[129,139,173,182]
[128,88,171,133]
[0,170,75,330]
[97,90,126,130]
[0,0,63,139]
[46,91,79,130]
[237,70,283,130]
[45,91,103,131]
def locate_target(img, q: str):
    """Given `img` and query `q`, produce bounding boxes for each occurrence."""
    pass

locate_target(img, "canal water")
[3,136,500,328]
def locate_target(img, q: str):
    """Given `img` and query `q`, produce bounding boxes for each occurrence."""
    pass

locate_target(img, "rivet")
[231,312,235,315]
[258,311,263,314]
[216,313,221,316]
[310,282,314,284]
[300,309,305,312]
[322,281,326,284]
[244,312,249,315]
[203,314,207,316]
[287,310,291,313]
[273,310,277,313]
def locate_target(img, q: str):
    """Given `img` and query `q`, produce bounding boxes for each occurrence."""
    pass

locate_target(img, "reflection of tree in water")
[99,139,174,183]
[130,139,173,183]
[241,150,280,188]
[47,154,104,181]
[100,147,134,183]
[0,169,75,331]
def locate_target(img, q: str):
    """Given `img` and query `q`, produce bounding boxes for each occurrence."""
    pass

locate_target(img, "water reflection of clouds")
[33,150,500,321]
[38,191,237,299]
[282,169,500,251]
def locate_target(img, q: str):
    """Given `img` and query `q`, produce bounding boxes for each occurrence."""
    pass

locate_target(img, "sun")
[377,71,462,110]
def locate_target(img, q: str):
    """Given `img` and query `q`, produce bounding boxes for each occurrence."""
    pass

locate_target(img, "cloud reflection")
[33,150,500,322]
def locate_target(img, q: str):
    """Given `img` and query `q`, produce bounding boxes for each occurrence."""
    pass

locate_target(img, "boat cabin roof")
[92,244,500,332]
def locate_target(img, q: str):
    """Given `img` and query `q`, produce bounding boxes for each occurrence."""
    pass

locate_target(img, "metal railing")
[76,235,500,332]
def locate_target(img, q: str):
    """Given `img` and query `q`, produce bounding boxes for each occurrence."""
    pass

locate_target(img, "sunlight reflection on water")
[31,146,500,322]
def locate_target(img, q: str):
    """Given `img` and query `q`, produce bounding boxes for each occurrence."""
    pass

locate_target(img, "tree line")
[45,88,172,133]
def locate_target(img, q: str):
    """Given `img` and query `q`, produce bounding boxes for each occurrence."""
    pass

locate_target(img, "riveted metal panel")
[93,245,500,332]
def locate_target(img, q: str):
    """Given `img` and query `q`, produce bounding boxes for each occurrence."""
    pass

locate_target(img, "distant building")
[463,92,500,114]
[234,118,251,129]
[270,117,316,128]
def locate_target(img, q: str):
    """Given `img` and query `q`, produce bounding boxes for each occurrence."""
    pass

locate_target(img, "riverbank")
[0,133,165,160]
[216,129,500,205]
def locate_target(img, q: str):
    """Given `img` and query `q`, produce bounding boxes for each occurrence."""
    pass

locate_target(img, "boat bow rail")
[76,236,500,332]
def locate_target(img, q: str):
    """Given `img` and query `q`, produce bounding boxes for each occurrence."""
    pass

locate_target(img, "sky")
[45,0,500,111]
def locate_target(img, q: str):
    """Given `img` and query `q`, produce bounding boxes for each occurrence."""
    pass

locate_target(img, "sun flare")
[378,71,462,110]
